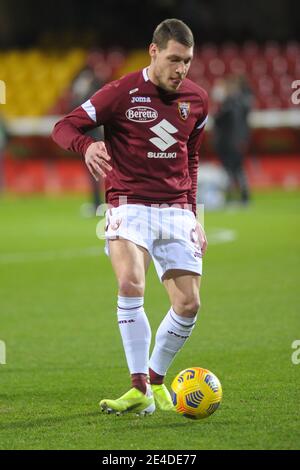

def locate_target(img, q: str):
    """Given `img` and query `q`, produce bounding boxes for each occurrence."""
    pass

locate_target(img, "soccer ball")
[171,367,222,419]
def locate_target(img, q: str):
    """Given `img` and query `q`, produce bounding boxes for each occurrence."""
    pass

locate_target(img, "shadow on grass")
[0,410,201,432]
[0,411,100,431]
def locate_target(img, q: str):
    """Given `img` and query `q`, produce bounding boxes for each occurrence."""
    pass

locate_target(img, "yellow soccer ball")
[171,367,222,419]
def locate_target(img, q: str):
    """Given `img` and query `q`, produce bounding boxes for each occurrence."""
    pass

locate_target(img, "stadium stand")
[0,49,87,117]
[0,41,299,118]
[1,42,299,193]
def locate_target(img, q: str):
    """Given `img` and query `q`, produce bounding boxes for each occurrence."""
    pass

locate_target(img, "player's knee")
[118,278,145,297]
[174,295,201,318]
[185,298,201,317]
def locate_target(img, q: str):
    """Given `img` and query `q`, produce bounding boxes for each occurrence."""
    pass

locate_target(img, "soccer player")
[52,18,208,416]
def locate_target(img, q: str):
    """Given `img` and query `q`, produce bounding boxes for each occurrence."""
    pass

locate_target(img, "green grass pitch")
[0,190,299,450]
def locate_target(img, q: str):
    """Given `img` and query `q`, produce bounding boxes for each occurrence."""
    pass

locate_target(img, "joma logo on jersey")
[126,106,158,123]
[131,96,151,103]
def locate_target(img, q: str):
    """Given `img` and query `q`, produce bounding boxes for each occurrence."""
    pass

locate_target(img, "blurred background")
[1,1,300,450]
[0,0,299,206]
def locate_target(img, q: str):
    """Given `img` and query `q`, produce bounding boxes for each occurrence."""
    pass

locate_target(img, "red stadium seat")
[229,57,246,74]
[16,41,296,115]
[188,57,206,81]
[259,95,282,109]
[220,42,240,60]
[271,56,288,75]
[257,75,275,97]
[242,41,259,58]
[264,41,281,59]
[207,58,226,78]
[250,56,268,76]
[279,95,293,109]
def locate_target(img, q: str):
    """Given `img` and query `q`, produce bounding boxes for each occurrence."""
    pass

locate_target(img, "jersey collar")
[142,67,149,82]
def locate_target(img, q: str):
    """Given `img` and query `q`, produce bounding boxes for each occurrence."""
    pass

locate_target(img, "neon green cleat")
[152,384,175,411]
[99,386,155,416]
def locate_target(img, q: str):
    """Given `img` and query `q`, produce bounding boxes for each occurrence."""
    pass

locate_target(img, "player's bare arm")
[85,141,112,180]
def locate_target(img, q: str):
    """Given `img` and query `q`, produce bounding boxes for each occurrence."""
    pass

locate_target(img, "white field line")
[0,229,237,264]
[208,228,237,245]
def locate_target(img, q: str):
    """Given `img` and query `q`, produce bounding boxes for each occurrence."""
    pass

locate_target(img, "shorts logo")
[190,228,201,251]
[126,107,158,123]
[107,217,122,231]
[111,218,122,230]
[178,102,190,120]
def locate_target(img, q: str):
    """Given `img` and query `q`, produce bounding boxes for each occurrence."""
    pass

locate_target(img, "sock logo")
[167,330,189,339]
[118,319,136,324]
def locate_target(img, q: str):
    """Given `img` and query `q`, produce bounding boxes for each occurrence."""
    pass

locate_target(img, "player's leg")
[109,237,151,296]
[149,270,200,409]
[162,269,201,318]
[100,238,155,415]
[110,238,152,392]
[148,207,203,410]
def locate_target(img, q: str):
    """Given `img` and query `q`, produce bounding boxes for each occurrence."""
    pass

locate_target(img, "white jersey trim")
[196,115,208,130]
[81,99,97,122]
[142,67,149,82]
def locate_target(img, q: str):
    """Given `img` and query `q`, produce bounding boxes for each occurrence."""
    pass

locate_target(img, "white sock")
[149,307,197,376]
[117,296,151,375]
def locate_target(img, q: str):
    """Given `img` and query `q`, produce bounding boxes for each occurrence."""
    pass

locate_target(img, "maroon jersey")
[52,67,208,214]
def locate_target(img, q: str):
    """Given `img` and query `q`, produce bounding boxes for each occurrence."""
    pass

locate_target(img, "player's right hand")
[195,221,208,256]
[85,141,112,180]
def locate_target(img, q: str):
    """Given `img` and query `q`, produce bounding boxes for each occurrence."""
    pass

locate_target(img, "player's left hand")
[195,221,208,256]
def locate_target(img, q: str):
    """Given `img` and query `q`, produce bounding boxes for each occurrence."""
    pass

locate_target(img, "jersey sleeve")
[52,81,120,156]
[187,92,209,215]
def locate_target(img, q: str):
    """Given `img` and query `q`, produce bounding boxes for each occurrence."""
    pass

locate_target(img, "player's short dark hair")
[152,19,194,50]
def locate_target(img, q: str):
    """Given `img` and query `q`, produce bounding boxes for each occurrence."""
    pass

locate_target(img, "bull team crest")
[178,102,190,120]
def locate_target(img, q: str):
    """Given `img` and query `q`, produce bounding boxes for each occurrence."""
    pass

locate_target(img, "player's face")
[149,39,193,92]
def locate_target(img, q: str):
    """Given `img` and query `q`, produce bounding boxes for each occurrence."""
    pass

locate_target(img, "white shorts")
[104,204,202,281]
